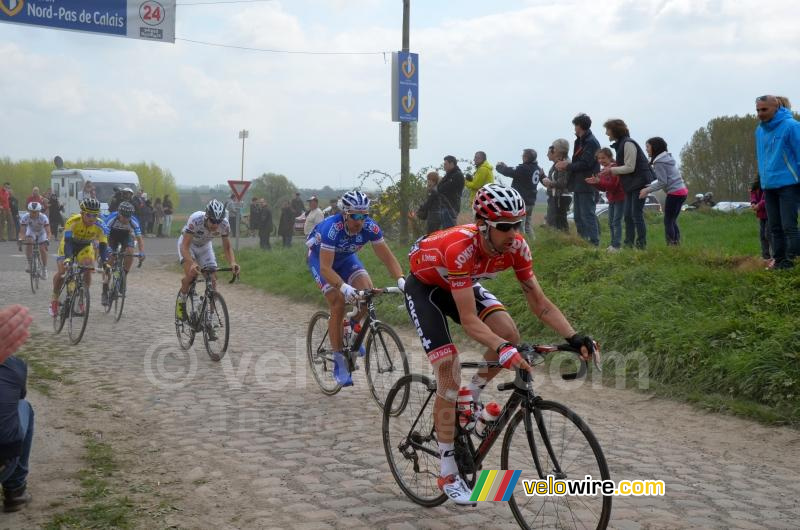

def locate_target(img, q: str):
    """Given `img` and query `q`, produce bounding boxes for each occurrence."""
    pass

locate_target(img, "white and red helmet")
[473,184,526,221]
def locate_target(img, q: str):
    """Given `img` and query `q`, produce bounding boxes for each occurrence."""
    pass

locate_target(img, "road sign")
[391,51,419,122]
[227,180,251,202]
[0,0,176,43]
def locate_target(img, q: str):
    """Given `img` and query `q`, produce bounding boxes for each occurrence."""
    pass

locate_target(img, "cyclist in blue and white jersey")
[100,201,146,306]
[17,202,52,278]
[306,190,405,386]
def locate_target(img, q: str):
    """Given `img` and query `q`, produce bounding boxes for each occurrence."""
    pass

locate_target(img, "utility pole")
[399,0,411,244]
[236,129,249,252]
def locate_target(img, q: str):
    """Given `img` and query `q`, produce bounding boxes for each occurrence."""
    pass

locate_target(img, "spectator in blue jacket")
[496,148,540,237]
[755,95,800,270]
[0,304,34,512]
[556,113,601,246]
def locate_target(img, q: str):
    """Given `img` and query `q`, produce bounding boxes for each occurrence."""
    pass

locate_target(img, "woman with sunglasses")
[50,198,109,316]
[305,190,405,387]
[402,183,599,505]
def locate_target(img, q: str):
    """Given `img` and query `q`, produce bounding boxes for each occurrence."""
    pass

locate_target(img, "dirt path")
[2,258,799,529]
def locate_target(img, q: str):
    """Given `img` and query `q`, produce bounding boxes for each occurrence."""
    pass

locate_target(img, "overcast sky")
[1,0,798,189]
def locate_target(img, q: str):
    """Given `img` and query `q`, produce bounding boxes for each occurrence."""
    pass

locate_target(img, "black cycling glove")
[566,333,596,354]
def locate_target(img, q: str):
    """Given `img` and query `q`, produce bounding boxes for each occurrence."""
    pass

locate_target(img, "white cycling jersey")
[20,212,49,239]
[180,211,230,246]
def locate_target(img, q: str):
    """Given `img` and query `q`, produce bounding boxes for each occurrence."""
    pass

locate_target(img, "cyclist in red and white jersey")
[403,183,598,505]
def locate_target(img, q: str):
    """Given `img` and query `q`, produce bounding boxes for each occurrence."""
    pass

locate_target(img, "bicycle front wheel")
[382,374,447,508]
[305,311,341,395]
[53,282,68,334]
[365,323,409,412]
[30,252,39,294]
[175,290,195,351]
[68,285,90,345]
[113,269,126,322]
[501,401,612,530]
[202,291,229,361]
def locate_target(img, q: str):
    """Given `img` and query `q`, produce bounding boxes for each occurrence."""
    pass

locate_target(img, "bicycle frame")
[399,344,590,480]
[343,287,402,362]
[185,268,236,331]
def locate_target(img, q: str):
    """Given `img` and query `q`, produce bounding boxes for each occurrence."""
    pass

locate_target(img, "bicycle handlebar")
[345,287,403,318]
[198,267,240,284]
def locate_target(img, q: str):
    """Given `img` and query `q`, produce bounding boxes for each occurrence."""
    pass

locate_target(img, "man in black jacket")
[496,148,541,237]
[437,155,465,229]
[557,113,600,246]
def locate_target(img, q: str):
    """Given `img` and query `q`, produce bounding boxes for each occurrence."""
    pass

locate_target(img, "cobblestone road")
[1,242,799,529]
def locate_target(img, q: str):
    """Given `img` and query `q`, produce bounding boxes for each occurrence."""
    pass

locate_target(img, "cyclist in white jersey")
[175,199,240,321]
[17,202,51,279]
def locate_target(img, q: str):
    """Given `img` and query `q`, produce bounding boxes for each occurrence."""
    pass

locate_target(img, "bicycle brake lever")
[228,273,239,284]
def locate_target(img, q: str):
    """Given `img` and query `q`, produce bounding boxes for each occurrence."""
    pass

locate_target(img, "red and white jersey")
[409,224,534,290]
[181,211,230,246]
[20,212,49,233]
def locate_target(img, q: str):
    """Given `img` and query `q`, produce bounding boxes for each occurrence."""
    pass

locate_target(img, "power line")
[177,0,275,5]
[176,37,390,56]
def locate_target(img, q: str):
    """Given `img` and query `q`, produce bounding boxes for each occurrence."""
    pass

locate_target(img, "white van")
[51,168,140,218]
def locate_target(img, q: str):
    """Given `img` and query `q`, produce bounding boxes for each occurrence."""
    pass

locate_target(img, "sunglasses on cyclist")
[83,212,99,219]
[348,213,368,221]
[486,219,523,232]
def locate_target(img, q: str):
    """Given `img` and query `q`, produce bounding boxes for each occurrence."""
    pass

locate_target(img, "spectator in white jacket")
[303,196,325,235]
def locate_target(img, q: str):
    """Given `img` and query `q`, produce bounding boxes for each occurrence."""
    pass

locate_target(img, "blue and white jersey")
[103,212,142,237]
[306,213,384,263]
[20,212,49,232]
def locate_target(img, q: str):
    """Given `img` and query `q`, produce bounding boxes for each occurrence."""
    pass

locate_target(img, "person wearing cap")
[303,196,324,235]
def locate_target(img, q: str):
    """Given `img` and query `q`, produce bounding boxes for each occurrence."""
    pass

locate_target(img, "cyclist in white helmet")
[306,190,405,386]
[18,202,52,278]
[403,184,598,505]
[175,199,240,327]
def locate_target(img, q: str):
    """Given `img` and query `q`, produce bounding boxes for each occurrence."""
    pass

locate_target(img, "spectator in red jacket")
[25,187,46,210]
[750,177,773,266]
[585,148,624,251]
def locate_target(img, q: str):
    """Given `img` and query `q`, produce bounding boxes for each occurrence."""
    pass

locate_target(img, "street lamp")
[238,129,249,181]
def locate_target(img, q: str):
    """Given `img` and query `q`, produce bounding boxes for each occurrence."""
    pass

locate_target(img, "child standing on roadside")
[585,148,624,251]
[750,177,773,268]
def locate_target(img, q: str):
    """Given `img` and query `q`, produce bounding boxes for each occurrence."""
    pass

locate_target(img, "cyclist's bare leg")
[24,236,33,260]
[324,288,346,351]
[123,248,134,273]
[432,356,461,445]
[80,258,94,288]
[39,241,48,268]
[103,253,116,288]
[180,260,198,295]
[52,260,66,298]
[349,272,373,324]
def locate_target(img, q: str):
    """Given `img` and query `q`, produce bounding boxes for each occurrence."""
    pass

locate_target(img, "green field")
[234,210,800,425]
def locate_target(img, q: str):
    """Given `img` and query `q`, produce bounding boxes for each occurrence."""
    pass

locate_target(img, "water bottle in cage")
[456,387,475,430]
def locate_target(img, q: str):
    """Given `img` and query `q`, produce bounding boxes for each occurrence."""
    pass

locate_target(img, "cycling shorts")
[23,228,48,242]
[307,250,367,294]
[108,232,135,251]
[403,273,505,364]
[57,242,93,263]
[177,237,217,270]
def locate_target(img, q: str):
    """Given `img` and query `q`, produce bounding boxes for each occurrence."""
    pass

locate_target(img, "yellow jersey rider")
[50,198,108,316]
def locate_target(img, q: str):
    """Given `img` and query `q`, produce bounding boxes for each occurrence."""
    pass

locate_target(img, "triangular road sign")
[228,180,252,202]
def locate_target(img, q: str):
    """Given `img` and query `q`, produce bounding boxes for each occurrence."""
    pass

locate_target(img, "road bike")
[52,259,94,345]
[382,344,611,529]
[19,237,47,294]
[307,287,409,411]
[103,243,143,322]
[174,267,237,361]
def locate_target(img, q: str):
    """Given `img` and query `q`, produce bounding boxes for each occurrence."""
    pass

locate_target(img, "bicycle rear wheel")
[306,311,341,395]
[501,401,612,530]
[365,323,409,412]
[175,290,195,350]
[382,374,447,508]
[202,291,229,361]
[113,269,127,322]
[68,285,90,345]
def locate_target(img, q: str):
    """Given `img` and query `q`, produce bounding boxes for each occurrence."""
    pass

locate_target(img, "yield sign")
[228,180,251,202]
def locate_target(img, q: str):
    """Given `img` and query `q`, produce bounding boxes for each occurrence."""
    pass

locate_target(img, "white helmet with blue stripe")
[339,190,370,213]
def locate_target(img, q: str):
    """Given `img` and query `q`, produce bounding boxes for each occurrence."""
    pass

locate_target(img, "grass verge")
[234,211,800,426]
